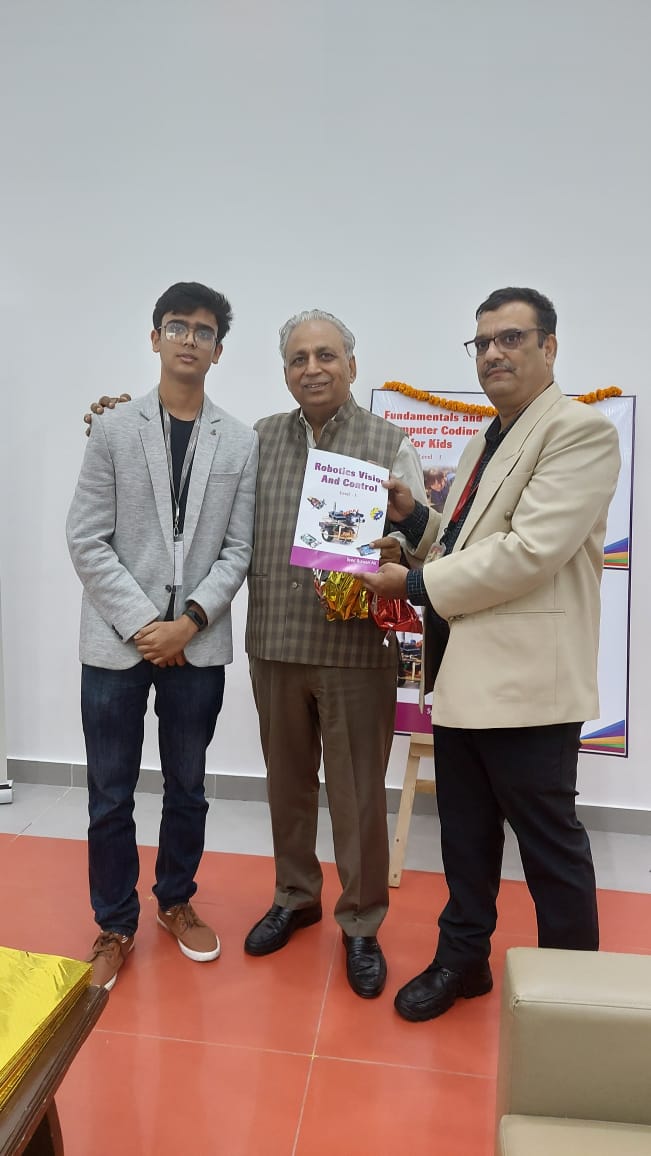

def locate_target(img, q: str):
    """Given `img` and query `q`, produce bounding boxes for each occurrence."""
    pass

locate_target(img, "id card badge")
[173,534,184,589]
[424,541,446,564]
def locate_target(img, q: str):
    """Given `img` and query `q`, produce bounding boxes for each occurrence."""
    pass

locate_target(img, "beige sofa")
[495,947,651,1155]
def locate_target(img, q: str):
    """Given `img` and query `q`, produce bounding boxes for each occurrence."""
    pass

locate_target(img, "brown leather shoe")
[157,903,220,961]
[86,931,135,991]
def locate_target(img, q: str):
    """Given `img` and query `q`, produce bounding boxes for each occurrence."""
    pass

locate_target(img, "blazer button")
[165,584,172,592]
[504,510,513,520]
[291,581,301,589]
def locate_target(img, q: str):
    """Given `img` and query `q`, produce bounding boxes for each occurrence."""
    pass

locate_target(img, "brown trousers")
[249,658,397,936]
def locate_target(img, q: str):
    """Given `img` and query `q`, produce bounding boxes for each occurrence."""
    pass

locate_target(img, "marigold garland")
[381,381,622,415]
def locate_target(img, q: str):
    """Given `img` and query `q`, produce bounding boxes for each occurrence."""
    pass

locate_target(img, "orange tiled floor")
[2,832,651,1156]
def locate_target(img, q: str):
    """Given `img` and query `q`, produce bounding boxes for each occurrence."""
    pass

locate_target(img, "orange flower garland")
[573,388,623,404]
[380,381,622,415]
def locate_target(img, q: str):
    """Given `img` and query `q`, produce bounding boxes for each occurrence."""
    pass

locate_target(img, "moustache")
[483,361,513,374]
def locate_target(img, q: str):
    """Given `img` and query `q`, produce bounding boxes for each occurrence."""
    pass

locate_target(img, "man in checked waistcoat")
[243,310,426,998]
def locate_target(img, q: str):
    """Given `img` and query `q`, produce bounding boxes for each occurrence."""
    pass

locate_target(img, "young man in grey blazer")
[67,282,258,990]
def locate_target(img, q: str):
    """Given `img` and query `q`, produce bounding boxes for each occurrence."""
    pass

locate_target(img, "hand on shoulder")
[84,394,132,436]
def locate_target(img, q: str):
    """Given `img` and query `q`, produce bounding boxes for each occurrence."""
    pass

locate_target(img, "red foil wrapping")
[369,594,423,634]
[313,572,422,634]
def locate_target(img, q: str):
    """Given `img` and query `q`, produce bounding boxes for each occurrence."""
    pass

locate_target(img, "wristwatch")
[183,606,206,631]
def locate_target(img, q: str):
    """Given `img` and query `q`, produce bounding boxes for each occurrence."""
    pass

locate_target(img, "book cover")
[290,449,389,573]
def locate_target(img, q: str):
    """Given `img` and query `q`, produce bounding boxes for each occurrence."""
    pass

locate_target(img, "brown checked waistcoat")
[246,394,407,668]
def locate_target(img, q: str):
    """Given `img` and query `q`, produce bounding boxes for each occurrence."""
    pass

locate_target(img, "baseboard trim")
[8,758,651,834]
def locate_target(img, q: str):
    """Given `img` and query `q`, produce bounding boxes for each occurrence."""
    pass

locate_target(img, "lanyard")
[442,407,527,547]
[449,453,484,523]
[161,401,203,537]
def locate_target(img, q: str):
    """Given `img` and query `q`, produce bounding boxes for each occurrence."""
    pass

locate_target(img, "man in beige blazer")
[68,282,258,991]
[361,287,620,1023]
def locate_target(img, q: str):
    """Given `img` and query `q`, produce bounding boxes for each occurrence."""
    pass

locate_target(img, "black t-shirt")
[166,411,195,533]
[162,409,196,619]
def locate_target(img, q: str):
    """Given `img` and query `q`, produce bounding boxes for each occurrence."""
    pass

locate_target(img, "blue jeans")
[81,661,225,936]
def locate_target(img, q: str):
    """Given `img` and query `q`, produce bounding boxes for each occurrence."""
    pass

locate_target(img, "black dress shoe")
[394,958,493,1022]
[342,933,387,998]
[244,902,322,956]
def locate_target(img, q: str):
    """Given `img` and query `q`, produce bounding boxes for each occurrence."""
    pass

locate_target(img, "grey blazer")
[66,387,258,669]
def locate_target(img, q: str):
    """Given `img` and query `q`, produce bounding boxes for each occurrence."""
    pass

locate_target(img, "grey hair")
[279,309,356,365]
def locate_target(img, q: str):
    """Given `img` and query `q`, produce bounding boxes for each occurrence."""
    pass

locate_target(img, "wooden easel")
[389,731,435,887]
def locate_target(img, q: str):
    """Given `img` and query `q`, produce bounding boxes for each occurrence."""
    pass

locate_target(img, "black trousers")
[433,722,599,972]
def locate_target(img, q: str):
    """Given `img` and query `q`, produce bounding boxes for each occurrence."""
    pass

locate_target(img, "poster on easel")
[371,389,634,757]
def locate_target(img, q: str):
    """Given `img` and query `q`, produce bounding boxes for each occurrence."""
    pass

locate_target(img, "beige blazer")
[413,384,620,728]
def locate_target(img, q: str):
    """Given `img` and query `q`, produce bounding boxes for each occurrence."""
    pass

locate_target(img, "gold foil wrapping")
[313,570,369,620]
[0,946,91,1108]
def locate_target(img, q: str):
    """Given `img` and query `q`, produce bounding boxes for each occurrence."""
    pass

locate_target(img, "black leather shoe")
[244,903,322,956]
[342,933,387,998]
[394,959,493,1022]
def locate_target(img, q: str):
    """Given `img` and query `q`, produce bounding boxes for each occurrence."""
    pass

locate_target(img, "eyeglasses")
[158,320,218,350]
[464,327,548,358]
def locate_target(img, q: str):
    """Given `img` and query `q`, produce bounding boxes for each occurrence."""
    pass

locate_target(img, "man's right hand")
[383,476,416,523]
[84,393,131,435]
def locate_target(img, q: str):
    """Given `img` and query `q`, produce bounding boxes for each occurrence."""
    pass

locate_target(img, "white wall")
[1,0,649,809]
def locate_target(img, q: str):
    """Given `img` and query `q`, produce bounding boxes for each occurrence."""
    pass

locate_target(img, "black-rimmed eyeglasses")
[464,327,548,358]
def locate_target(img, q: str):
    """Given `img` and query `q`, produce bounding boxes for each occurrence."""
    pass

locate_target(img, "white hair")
[279,309,356,364]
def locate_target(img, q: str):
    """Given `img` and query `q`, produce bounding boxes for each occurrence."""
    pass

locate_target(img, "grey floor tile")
[24,786,90,840]
[315,807,335,863]
[3,783,649,895]
[387,811,446,874]
[203,799,274,856]
[132,792,165,847]
[0,782,72,835]
[589,830,651,894]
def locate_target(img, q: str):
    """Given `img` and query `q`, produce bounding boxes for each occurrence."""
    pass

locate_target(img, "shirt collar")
[297,392,358,441]
[485,381,555,447]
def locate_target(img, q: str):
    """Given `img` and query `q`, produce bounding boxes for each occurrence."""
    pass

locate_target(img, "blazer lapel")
[139,390,175,562]
[454,383,562,550]
[182,400,221,558]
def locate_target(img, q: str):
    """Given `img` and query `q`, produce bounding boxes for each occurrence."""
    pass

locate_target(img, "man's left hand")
[134,618,196,665]
[161,652,187,667]
[358,563,409,598]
